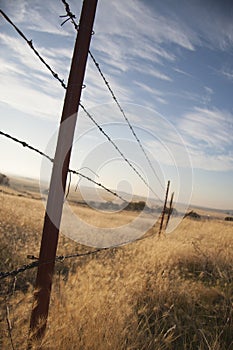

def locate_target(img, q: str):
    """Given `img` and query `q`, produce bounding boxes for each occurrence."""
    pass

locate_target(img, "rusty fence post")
[28,0,98,346]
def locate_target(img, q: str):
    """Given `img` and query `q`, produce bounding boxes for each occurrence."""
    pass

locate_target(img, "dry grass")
[0,187,233,350]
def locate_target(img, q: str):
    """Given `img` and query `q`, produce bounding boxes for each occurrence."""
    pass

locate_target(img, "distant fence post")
[28,0,98,346]
[158,180,170,236]
[165,191,174,230]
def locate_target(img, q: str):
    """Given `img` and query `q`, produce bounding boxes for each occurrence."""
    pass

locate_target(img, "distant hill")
[3,174,232,216]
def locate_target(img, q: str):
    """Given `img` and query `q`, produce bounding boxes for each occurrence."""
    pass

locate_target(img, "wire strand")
[1,8,162,201]
[0,229,158,280]
[0,10,67,89]
[79,103,161,201]
[60,0,164,191]
[60,0,79,30]
[0,130,127,202]
[88,50,165,191]
[0,131,53,162]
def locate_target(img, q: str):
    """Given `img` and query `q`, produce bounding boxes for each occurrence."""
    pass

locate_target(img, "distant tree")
[125,201,146,211]
[155,206,170,214]
[172,208,178,216]
[0,173,9,186]
[97,201,120,211]
[225,216,233,222]
[184,210,201,219]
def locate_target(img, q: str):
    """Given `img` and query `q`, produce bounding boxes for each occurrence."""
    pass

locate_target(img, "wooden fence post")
[165,191,174,230]
[158,180,170,236]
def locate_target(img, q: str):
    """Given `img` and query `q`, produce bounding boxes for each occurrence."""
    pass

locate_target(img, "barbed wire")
[1,9,162,202]
[69,167,127,202]
[0,228,159,280]
[60,0,79,30]
[88,51,165,191]
[0,130,127,202]
[0,131,53,162]
[0,261,39,280]
[0,10,67,90]
[79,103,161,200]
[60,0,165,192]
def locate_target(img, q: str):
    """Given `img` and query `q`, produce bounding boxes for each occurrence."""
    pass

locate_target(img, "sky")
[0,0,233,210]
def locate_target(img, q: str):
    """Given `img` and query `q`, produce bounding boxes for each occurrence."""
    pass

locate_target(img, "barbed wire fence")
[0,3,172,346]
[0,128,165,281]
[61,0,165,192]
[0,8,163,202]
[0,228,161,281]
[0,130,127,202]
[0,6,171,277]
[0,2,171,278]
[0,128,164,281]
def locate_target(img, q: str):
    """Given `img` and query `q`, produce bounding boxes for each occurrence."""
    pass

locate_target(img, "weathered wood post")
[158,180,170,236]
[165,191,174,230]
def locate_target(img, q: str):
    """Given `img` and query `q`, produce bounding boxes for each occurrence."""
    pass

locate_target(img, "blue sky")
[0,0,233,210]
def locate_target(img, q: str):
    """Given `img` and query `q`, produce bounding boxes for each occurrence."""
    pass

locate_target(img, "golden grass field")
[0,182,233,350]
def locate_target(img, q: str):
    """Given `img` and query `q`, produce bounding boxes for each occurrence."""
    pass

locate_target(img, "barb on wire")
[0,130,127,202]
[60,0,79,30]
[60,15,72,27]
[75,167,99,191]
[60,0,164,192]
[0,261,39,280]
[1,9,162,201]
[69,167,126,202]
[60,0,94,34]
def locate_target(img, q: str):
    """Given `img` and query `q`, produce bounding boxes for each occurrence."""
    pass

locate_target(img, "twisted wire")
[0,10,67,89]
[0,229,158,280]
[79,103,160,200]
[88,51,165,190]
[60,0,79,30]
[0,131,53,162]
[60,1,164,191]
[0,5,167,283]
[0,130,127,202]
[1,8,162,201]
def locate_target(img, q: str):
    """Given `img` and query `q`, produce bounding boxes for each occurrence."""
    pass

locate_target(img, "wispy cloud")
[134,81,168,104]
[142,67,172,82]
[178,107,233,170]
[0,32,69,80]
[220,67,233,81]
[0,73,63,119]
[202,86,214,106]
[133,62,172,82]
[90,0,196,79]
[0,0,73,36]
[0,34,64,119]
[152,0,233,51]
[108,0,196,50]
[173,67,193,78]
